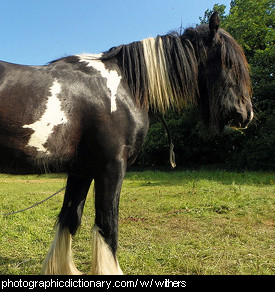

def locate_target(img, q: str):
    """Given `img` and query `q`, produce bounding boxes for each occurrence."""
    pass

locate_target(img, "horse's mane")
[220,30,252,101]
[100,22,251,117]
[100,31,199,114]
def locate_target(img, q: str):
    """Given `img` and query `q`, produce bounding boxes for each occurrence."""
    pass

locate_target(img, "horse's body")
[0,54,148,274]
[0,55,148,174]
[0,13,253,274]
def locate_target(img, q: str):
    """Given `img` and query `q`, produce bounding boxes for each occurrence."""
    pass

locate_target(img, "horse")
[0,12,253,274]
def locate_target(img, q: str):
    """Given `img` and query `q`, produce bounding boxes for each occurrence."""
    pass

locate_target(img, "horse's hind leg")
[42,174,92,275]
[91,158,126,275]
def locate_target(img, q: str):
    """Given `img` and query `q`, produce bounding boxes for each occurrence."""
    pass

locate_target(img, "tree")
[199,4,227,24]
[224,0,274,58]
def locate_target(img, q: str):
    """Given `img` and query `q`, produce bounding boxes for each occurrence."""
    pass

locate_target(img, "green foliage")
[137,0,274,170]
[223,0,274,57]
[199,4,227,24]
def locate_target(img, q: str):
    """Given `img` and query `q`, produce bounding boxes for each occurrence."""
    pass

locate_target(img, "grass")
[0,170,274,275]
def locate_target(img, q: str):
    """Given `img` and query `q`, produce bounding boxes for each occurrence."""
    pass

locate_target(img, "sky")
[0,0,231,65]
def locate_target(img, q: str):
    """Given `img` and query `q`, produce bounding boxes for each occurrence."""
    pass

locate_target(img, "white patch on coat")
[23,79,68,153]
[77,54,121,112]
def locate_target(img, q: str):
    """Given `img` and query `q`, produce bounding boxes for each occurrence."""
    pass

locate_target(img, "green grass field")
[0,170,274,275]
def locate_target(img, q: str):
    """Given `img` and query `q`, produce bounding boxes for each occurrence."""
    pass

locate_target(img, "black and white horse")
[0,13,253,274]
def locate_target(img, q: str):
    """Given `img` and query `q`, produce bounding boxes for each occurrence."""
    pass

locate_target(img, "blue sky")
[0,0,231,65]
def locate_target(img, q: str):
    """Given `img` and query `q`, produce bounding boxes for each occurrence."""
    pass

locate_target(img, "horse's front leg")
[91,158,126,275]
[42,174,92,275]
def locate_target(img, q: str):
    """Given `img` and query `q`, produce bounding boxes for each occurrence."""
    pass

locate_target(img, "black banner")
[0,275,273,290]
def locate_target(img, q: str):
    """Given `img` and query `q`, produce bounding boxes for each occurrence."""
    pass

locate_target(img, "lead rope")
[1,186,65,216]
[157,115,176,169]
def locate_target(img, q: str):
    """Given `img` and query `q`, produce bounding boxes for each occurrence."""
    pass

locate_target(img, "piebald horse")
[0,13,253,274]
